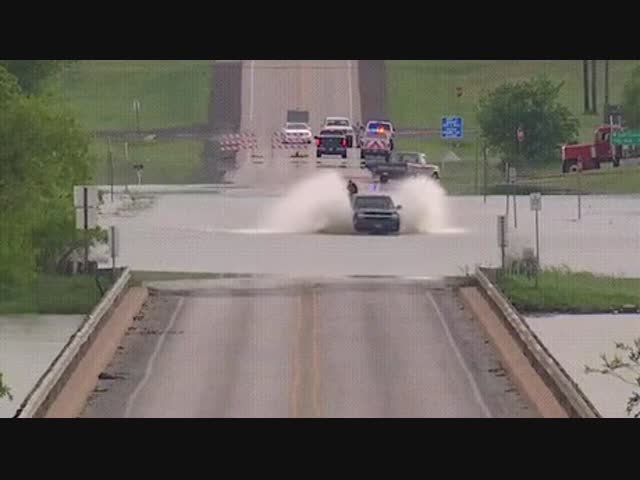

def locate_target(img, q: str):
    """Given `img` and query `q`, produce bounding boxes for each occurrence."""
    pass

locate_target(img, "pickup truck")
[362,151,440,183]
[322,125,356,148]
[351,194,401,234]
[315,129,348,160]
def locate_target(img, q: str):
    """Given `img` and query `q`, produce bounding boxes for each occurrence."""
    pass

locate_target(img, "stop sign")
[517,127,525,142]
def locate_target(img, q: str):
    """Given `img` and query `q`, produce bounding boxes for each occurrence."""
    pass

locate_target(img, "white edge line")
[426,291,493,418]
[123,297,185,418]
[347,60,354,121]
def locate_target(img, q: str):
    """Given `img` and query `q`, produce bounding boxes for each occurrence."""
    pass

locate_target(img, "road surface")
[82,278,534,418]
[233,60,363,186]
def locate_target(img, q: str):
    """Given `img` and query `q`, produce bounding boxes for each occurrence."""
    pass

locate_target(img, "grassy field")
[59,60,211,131]
[388,61,640,195]
[91,138,205,185]
[514,164,640,194]
[497,268,640,313]
[386,60,640,142]
[0,274,113,315]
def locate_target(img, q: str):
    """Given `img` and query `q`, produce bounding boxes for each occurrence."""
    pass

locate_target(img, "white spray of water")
[389,177,452,234]
[260,170,354,234]
[259,170,461,235]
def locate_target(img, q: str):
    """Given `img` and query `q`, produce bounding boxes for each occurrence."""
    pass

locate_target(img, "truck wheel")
[380,173,389,184]
[432,172,440,180]
[613,158,621,168]
[316,151,322,158]
[562,160,574,173]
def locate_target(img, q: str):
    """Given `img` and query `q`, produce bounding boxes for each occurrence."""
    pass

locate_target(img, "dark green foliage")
[477,76,580,167]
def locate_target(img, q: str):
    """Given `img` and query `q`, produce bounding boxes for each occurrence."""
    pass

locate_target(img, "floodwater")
[0,314,84,417]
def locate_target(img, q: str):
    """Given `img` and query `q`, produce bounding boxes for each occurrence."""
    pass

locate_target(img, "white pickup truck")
[322,117,356,148]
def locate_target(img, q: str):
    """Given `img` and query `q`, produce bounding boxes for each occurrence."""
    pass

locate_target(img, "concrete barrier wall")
[14,268,132,418]
[475,267,601,418]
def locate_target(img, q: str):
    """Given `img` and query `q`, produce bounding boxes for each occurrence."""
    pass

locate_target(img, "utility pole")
[583,60,590,114]
[604,60,610,112]
[474,133,479,195]
[591,60,598,115]
[483,144,488,204]
[108,137,114,202]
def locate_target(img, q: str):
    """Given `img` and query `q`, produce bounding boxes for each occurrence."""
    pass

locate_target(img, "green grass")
[0,274,113,315]
[91,138,205,185]
[515,164,640,194]
[497,268,640,313]
[387,60,640,143]
[58,60,211,131]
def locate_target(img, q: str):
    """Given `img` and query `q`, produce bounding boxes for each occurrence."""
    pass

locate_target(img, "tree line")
[0,61,95,291]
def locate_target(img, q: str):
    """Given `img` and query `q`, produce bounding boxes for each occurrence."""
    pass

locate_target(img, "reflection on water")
[0,315,84,417]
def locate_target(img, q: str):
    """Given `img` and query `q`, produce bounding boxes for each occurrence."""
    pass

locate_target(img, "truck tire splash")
[260,171,456,235]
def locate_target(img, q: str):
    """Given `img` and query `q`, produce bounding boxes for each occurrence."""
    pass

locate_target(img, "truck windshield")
[287,123,308,130]
[327,119,349,126]
[354,196,394,209]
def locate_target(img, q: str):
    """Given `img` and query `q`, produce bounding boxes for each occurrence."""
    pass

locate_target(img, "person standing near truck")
[347,179,358,197]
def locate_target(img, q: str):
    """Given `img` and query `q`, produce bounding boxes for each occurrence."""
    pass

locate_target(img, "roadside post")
[133,164,144,186]
[530,192,542,288]
[483,144,488,204]
[108,138,114,202]
[133,99,141,133]
[577,160,583,220]
[123,141,130,194]
[74,186,98,274]
[509,165,518,228]
[108,226,119,281]
[474,134,479,194]
[497,214,508,274]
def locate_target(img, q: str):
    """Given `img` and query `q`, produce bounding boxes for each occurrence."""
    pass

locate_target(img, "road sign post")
[441,116,464,174]
[74,186,98,274]
[530,192,542,288]
[509,166,518,228]
[576,161,583,220]
[108,137,114,202]
[108,225,118,280]
[133,164,144,186]
[497,215,508,273]
[483,144,488,204]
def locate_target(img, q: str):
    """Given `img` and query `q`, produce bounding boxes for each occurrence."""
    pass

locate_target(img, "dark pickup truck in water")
[362,151,440,183]
[351,194,401,234]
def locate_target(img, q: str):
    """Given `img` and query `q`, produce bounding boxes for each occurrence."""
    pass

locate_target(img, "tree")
[585,338,640,418]
[0,372,12,401]
[0,61,73,96]
[0,65,94,289]
[476,76,579,167]
[622,66,640,129]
